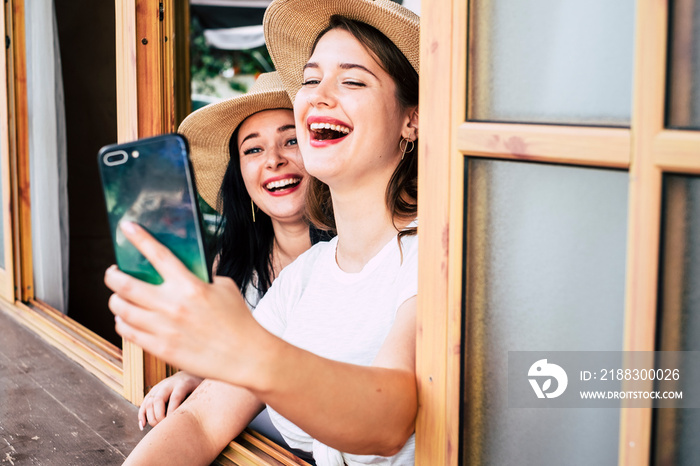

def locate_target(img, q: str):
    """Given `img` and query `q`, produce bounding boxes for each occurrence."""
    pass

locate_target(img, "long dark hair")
[305,16,418,238]
[213,127,276,302]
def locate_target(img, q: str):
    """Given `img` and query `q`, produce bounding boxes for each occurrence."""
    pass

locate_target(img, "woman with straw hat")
[137,72,323,450]
[106,0,419,464]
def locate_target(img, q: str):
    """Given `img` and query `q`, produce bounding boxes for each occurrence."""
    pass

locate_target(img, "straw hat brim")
[263,0,419,101]
[178,75,292,213]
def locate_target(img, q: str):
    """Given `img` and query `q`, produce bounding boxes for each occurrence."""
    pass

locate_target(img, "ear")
[401,106,419,141]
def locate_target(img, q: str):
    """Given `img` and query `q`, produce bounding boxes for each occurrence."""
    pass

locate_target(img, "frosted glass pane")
[462,160,628,465]
[654,175,700,465]
[470,0,635,125]
[667,1,700,129]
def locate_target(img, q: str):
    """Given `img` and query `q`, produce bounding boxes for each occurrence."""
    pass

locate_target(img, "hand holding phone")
[98,134,211,285]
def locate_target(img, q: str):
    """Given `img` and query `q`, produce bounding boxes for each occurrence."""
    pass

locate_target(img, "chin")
[271,213,306,225]
[303,158,340,181]
[267,201,305,219]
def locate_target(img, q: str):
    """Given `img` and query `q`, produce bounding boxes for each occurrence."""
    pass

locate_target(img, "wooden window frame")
[0,0,176,417]
[415,1,700,465]
[0,0,126,395]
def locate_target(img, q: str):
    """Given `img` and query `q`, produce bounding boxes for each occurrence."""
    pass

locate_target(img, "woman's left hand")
[104,221,266,384]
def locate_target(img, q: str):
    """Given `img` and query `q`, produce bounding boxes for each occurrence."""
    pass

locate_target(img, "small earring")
[399,138,415,161]
[251,199,256,223]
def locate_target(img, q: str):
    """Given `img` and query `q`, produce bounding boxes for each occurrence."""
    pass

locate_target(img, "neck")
[331,182,413,273]
[270,218,312,276]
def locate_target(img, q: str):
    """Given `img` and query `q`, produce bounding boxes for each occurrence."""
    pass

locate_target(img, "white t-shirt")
[253,227,418,466]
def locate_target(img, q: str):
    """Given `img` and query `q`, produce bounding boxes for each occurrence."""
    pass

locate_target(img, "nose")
[306,78,336,108]
[265,145,288,170]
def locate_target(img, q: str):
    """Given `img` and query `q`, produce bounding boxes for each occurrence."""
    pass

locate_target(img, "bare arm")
[106,222,416,456]
[125,380,263,465]
[255,297,417,455]
[138,371,204,428]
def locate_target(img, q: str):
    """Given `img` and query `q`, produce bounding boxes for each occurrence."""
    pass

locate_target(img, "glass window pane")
[189,2,273,109]
[654,175,700,465]
[462,160,629,464]
[469,0,635,126]
[667,1,700,129]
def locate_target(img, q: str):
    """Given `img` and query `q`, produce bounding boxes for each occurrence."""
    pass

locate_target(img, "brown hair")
[304,16,418,238]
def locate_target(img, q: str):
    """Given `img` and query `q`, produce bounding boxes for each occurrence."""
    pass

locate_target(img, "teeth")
[265,178,300,190]
[309,122,351,134]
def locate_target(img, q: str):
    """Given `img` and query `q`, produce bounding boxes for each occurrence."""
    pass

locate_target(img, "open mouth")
[264,177,302,193]
[309,122,352,141]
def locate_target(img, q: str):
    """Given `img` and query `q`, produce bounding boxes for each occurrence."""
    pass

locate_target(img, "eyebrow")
[240,132,259,145]
[303,62,378,79]
[339,63,378,79]
[240,124,295,146]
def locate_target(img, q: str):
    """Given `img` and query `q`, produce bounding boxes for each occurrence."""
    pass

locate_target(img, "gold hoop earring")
[251,199,256,223]
[400,138,415,161]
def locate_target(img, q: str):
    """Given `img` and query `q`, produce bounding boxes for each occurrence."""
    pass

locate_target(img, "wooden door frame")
[6,0,32,302]
[0,0,15,301]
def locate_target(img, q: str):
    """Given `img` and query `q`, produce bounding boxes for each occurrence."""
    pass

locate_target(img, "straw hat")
[263,0,419,101]
[178,72,292,212]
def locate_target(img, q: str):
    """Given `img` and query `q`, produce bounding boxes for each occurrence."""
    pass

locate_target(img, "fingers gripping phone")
[98,134,211,285]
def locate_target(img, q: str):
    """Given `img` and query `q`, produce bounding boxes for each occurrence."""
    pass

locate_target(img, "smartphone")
[98,133,211,285]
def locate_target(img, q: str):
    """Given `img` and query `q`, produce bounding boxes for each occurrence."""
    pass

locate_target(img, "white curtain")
[25,1,69,313]
[204,25,266,50]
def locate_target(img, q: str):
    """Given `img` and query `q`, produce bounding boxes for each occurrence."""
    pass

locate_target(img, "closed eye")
[343,80,366,87]
[301,79,320,86]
